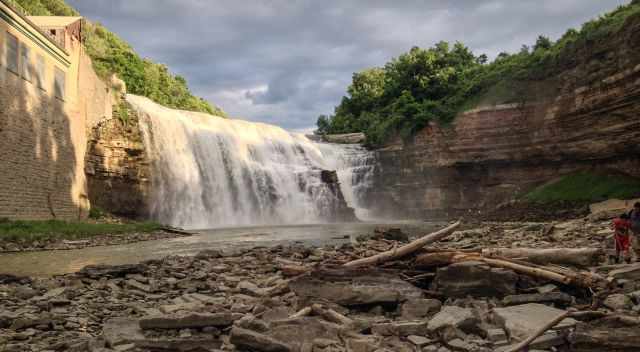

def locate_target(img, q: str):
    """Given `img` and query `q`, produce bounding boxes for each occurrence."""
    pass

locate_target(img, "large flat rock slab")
[431,261,518,298]
[493,303,577,341]
[289,269,423,306]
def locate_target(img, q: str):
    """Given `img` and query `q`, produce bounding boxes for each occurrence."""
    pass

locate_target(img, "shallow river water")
[0,222,441,277]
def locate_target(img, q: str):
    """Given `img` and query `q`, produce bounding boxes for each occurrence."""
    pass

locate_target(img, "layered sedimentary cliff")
[366,18,640,219]
[85,108,151,219]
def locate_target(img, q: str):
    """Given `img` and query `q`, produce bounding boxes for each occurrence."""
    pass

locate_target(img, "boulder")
[431,261,518,298]
[268,317,342,351]
[492,304,577,341]
[289,269,423,307]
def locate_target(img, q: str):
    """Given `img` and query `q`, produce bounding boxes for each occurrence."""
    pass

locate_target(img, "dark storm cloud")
[67,0,629,130]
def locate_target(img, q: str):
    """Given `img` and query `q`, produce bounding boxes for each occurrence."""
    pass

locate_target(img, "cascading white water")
[127,95,373,229]
[316,143,375,220]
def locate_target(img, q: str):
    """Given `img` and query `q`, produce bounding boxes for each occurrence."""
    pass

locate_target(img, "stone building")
[0,0,114,220]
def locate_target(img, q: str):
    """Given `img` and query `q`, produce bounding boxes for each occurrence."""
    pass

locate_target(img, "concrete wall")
[0,2,113,220]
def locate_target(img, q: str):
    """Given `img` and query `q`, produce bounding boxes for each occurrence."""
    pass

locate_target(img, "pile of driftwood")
[279,221,638,352]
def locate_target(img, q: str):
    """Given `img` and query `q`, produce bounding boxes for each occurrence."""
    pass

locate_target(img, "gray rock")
[502,292,573,306]
[400,299,441,320]
[603,294,633,311]
[230,326,291,352]
[139,313,235,329]
[427,306,478,334]
[78,264,145,279]
[289,269,423,307]
[431,261,517,298]
[485,328,506,342]
[492,304,577,341]
[608,263,640,281]
[529,331,565,349]
[237,281,265,296]
[371,321,428,336]
[406,335,432,347]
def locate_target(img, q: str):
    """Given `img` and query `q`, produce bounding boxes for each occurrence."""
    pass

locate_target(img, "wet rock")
[427,306,478,334]
[400,298,442,320]
[502,292,573,307]
[78,264,145,279]
[139,312,235,330]
[493,304,577,341]
[431,261,517,298]
[230,326,291,352]
[289,269,423,307]
[603,294,634,311]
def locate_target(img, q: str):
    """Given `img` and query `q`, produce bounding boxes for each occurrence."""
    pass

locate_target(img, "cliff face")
[366,17,640,219]
[85,110,151,218]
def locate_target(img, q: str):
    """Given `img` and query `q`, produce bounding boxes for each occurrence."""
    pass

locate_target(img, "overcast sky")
[67,0,628,131]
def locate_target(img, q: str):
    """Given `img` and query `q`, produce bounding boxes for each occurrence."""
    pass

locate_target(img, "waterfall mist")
[127,95,372,229]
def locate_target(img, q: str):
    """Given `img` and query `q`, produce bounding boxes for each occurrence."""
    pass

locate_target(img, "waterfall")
[127,95,373,229]
[316,143,375,220]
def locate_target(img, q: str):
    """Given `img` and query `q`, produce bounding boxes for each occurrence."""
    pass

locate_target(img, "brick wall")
[0,4,113,220]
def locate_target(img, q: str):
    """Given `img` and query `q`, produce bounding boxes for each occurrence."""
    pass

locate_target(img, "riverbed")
[0,221,441,277]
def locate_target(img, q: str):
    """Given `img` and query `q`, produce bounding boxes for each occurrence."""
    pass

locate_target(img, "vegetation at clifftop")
[11,0,226,116]
[524,172,640,204]
[317,1,640,147]
[0,218,162,242]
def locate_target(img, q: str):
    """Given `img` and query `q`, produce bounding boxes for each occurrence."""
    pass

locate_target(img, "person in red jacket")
[613,213,632,263]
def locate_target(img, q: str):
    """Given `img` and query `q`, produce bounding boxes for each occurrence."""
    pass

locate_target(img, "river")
[0,222,442,277]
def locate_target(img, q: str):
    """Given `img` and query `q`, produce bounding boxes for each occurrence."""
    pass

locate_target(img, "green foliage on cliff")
[318,1,640,147]
[11,0,226,117]
[524,172,640,204]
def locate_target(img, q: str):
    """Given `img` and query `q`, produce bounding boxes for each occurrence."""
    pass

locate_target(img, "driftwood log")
[482,247,603,267]
[415,252,611,289]
[343,221,461,268]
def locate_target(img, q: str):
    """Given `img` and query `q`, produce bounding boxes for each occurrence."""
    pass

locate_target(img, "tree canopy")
[318,1,640,147]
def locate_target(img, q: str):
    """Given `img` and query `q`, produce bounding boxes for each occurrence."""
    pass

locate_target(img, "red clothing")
[613,218,632,252]
[613,218,631,236]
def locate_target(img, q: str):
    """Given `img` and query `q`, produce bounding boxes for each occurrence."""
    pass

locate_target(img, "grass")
[524,172,640,204]
[0,219,163,242]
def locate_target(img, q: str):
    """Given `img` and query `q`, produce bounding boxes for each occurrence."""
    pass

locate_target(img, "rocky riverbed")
[1,216,640,352]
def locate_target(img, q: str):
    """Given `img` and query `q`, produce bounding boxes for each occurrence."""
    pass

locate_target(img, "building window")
[6,32,19,74]
[21,42,33,82]
[54,67,65,100]
[36,54,46,90]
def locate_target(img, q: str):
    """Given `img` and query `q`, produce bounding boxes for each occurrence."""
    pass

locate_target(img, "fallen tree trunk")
[482,248,603,267]
[415,252,611,289]
[343,221,461,268]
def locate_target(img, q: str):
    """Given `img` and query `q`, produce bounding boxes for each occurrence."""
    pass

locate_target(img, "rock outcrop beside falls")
[366,17,640,219]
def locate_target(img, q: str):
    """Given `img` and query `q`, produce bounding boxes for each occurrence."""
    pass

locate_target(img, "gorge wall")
[366,18,640,220]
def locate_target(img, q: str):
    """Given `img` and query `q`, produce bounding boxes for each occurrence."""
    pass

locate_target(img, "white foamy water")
[127,95,373,229]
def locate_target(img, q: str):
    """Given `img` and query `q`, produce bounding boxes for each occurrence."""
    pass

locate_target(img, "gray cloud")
[67,0,629,130]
